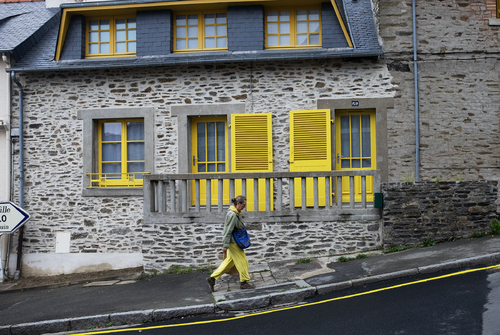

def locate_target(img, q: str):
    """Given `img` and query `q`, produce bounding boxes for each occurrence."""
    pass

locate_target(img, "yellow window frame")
[265,6,322,49]
[86,16,137,58]
[173,11,228,53]
[98,119,145,187]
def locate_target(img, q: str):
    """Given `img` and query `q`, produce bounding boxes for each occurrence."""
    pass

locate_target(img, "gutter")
[412,0,420,181]
[10,71,25,279]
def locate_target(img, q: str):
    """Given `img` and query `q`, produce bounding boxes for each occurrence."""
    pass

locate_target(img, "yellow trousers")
[211,243,250,283]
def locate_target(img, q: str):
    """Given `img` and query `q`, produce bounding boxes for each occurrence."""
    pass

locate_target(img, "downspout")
[10,71,24,279]
[1,53,12,281]
[412,0,420,181]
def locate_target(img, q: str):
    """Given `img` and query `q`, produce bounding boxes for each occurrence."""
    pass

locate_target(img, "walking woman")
[207,195,254,291]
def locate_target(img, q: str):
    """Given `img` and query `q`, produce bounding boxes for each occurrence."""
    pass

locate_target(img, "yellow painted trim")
[55,11,71,61]
[330,0,352,48]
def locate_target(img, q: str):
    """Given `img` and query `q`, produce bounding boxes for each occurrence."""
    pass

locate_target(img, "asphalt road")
[74,266,500,335]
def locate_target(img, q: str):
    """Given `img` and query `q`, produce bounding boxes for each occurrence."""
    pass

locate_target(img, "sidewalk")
[1,236,500,335]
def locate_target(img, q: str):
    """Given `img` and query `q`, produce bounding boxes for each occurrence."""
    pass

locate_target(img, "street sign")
[0,202,30,234]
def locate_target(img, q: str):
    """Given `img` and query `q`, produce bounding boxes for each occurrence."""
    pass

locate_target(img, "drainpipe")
[11,71,24,279]
[412,0,420,181]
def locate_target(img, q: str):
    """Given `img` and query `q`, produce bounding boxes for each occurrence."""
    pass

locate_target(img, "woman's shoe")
[207,277,216,292]
[240,281,255,289]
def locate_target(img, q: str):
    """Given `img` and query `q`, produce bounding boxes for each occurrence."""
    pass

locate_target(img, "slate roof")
[0,1,60,61]
[7,0,382,73]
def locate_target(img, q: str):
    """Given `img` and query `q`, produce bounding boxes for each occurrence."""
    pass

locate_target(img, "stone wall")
[382,181,498,247]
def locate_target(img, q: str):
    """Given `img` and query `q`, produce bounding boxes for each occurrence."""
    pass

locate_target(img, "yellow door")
[191,117,229,206]
[290,109,332,207]
[231,113,273,211]
[335,110,376,202]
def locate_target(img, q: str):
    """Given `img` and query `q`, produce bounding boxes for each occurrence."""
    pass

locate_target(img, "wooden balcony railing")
[143,170,381,223]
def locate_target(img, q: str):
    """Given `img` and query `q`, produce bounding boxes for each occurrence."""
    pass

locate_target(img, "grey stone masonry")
[137,10,172,57]
[321,2,349,48]
[382,181,498,247]
[228,5,264,51]
[60,15,85,60]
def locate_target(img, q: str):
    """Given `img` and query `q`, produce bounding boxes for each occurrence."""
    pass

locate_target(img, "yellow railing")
[86,172,150,188]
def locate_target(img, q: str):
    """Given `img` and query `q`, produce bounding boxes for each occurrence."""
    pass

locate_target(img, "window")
[97,119,145,187]
[174,12,227,52]
[86,17,137,58]
[265,8,321,49]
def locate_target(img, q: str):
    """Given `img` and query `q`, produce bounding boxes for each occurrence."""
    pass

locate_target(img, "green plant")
[472,232,486,238]
[401,172,415,183]
[296,286,308,289]
[419,238,435,247]
[152,269,158,276]
[383,244,409,254]
[278,289,287,292]
[337,256,349,262]
[295,258,312,264]
[431,177,443,182]
[356,254,367,259]
[453,174,466,182]
[217,299,226,302]
[106,322,114,327]
[491,219,500,235]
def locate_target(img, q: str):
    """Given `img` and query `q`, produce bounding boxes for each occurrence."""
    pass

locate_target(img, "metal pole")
[413,0,420,181]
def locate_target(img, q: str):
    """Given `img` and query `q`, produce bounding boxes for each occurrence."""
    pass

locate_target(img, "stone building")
[2,0,500,276]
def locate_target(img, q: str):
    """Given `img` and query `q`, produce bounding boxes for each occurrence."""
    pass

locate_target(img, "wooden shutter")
[231,113,273,172]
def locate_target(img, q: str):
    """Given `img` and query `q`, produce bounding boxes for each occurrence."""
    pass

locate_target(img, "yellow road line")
[75,263,500,334]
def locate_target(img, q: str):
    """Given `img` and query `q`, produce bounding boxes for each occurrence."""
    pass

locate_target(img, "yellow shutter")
[290,109,332,206]
[231,113,273,211]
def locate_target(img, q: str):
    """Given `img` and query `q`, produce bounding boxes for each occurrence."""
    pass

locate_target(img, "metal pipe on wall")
[412,0,420,181]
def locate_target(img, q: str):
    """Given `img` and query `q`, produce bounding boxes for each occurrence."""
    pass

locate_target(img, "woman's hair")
[231,195,247,205]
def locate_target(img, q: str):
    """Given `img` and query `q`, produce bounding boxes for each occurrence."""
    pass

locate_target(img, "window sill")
[82,187,143,197]
[489,18,500,26]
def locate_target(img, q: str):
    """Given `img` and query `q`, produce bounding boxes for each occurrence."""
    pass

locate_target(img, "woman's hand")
[222,248,227,260]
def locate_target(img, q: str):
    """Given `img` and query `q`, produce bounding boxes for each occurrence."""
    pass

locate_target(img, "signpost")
[0,202,30,235]
[0,202,29,283]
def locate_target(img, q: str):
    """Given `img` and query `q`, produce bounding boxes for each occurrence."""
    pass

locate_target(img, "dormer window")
[174,12,228,52]
[86,17,137,58]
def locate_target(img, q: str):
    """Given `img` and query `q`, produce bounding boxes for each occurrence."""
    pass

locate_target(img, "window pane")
[351,116,360,158]
[198,164,206,172]
[89,32,99,42]
[100,31,110,42]
[362,159,371,168]
[207,122,216,161]
[297,22,308,33]
[296,34,307,45]
[116,42,126,53]
[177,39,186,49]
[100,20,110,30]
[116,31,126,41]
[217,163,225,172]
[102,143,121,161]
[216,25,226,36]
[128,41,136,52]
[207,163,216,172]
[268,35,278,46]
[268,23,278,34]
[187,14,198,25]
[352,159,361,168]
[340,115,350,158]
[128,162,145,175]
[100,43,110,54]
[296,10,307,21]
[89,44,99,54]
[204,14,215,25]
[188,26,198,37]
[197,123,206,162]
[279,11,290,21]
[309,10,320,21]
[267,11,278,22]
[188,38,198,49]
[280,35,290,45]
[128,30,136,40]
[176,15,186,26]
[127,143,144,161]
[309,34,320,45]
[361,115,371,157]
[102,163,121,174]
[280,22,290,34]
[116,19,126,29]
[205,25,215,37]
[205,38,215,48]
[102,123,121,141]
[341,160,350,169]
[216,122,225,161]
[177,27,186,38]
[127,122,144,140]
[89,20,99,30]
[216,36,226,48]
[216,13,226,24]
[127,18,136,29]
[310,21,320,33]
